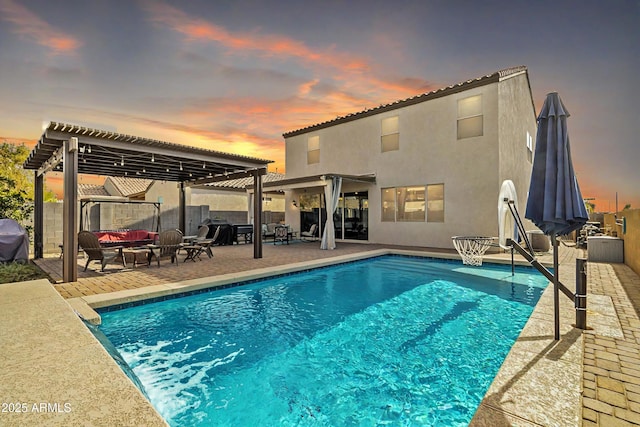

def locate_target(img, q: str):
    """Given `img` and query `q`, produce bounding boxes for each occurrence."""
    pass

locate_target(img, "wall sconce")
[292,200,297,207]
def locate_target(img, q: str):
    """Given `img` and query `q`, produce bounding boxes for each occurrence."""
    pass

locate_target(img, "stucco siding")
[145,181,180,206]
[283,70,536,249]
[497,72,537,230]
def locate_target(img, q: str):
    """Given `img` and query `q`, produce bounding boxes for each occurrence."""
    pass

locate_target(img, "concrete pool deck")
[2,242,639,426]
[0,279,167,426]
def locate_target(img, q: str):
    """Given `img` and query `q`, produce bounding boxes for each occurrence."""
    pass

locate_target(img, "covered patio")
[23,122,272,282]
[252,173,376,248]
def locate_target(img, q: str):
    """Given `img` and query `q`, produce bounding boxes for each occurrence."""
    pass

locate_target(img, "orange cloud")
[0,0,82,54]
[142,0,368,73]
[142,1,437,111]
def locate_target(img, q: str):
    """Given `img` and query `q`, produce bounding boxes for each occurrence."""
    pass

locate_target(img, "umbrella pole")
[553,233,560,340]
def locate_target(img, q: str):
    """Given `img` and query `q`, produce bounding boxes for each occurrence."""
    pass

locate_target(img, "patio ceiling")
[23,122,272,183]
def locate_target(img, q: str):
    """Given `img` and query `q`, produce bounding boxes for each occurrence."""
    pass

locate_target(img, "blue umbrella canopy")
[525,92,589,236]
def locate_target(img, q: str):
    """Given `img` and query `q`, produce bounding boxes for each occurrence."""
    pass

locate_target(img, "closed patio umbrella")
[525,92,589,339]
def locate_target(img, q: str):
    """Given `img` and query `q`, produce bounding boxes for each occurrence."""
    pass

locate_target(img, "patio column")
[63,137,78,283]
[253,170,263,258]
[34,171,44,259]
[179,181,186,233]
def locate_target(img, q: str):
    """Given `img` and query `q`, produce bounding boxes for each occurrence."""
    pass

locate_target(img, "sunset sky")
[0,0,637,212]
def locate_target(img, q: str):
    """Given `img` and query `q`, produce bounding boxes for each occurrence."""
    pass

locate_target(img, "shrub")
[0,262,49,284]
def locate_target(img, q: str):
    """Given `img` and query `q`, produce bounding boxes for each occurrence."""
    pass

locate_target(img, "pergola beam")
[32,137,262,182]
[44,130,261,169]
[186,168,268,188]
[36,146,63,176]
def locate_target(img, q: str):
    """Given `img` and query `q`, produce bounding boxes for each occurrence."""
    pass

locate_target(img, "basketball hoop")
[452,236,494,266]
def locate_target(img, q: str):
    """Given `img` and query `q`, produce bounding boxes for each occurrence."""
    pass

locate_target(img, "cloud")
[142,0,368,73]
[142,1,437,109]
[43,66,85,81]
[0,0,82,55]
[177,51,297,83]
[34,101,285,160]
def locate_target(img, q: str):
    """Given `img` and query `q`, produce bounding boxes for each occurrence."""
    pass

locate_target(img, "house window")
[381,186,429,222]
[397,186,425,221]
[457,95,483,139]
[307,135,320,164]
[381,116,399,152]
[526,131,533,163]
[427,183,444,222]
[381,188,396,221]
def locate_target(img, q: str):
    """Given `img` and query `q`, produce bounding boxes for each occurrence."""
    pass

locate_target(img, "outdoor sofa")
[92,229,158,248]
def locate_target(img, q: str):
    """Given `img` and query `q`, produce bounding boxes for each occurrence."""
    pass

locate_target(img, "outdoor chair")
[262,223,277,241]
[78,231,125,272]
[195,225,209,240]
[181,225,212,259]
[274,225,289,245]
[193,226,221,261]
[300,224,318,242]
[149,229,183,267]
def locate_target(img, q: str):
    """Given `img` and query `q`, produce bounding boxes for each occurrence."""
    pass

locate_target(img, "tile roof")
[205,172,285,190]
[78,184,110,197]
[283,66,528,137]
[107,177,153,196]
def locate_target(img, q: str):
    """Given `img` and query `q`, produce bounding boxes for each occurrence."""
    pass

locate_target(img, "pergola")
[23,122,272,282]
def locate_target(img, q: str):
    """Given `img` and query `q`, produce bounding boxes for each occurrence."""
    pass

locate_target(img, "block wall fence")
[603,209,640,276]
[36,202,283,255]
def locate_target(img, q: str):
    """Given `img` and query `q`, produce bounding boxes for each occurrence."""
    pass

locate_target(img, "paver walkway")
[582,262,640,426]
[33,241,640,426]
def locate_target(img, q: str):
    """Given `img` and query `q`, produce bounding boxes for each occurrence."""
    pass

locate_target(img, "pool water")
[98,255,548,426]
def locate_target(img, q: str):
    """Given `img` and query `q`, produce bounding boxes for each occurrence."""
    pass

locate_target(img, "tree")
[0,175,32,227]
[0,142,57,231]
[623,204,631,210]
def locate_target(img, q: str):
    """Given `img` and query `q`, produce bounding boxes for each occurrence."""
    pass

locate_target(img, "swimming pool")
[98,255,548,426]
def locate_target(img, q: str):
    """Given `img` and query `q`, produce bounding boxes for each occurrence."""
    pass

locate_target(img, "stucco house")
[264,66,537,249]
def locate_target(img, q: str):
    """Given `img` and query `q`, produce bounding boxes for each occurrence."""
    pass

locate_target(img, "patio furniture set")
[262,223,317,245]
[77,226,221,272]
[75,222,320,272]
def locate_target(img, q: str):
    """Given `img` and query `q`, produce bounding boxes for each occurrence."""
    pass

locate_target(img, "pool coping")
[72,248,543,324]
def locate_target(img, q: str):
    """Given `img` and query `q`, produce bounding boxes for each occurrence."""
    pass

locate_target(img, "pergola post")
[253,170,263,259]
[62,137,79,282]
[34,171,44,259]
[179,181,186,234]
